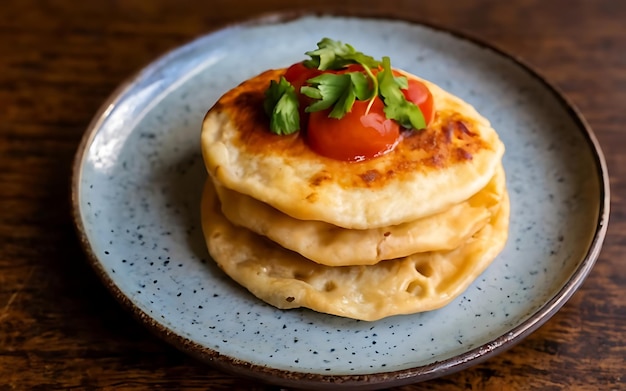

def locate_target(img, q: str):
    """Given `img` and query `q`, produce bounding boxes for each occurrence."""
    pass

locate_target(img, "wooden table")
[1,0,624,389]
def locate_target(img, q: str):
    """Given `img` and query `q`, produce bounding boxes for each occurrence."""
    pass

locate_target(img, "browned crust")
[211,68,490,190]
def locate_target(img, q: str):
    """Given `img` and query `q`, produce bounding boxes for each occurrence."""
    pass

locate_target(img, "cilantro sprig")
[303,37,380,71]
[263,76,300,135]
[300,38,381,119]
[263,38,427,135]
[378,56,427,130]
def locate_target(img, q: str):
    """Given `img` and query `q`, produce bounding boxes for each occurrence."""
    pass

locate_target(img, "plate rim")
[70,10,611,390]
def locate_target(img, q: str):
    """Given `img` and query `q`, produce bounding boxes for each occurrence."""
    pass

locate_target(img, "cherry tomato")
[403,78,435,126]
[307,98,400,162]
[390,70,434,126]
[284,62,320,90]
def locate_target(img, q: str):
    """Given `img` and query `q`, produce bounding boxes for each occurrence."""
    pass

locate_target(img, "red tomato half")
[307,98,400,162]
[403,78,435,126]
[392,70,435,126]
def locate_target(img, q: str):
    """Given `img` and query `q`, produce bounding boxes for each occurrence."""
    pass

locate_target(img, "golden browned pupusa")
[200,64,509,321]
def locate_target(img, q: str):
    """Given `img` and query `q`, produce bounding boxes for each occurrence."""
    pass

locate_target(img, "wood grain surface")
[1,0,624,389]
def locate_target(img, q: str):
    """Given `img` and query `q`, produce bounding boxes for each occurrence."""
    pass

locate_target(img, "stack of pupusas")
[200,39,509,321]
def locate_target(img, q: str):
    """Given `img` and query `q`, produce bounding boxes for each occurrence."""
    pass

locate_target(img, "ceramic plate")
[71,14,609,389]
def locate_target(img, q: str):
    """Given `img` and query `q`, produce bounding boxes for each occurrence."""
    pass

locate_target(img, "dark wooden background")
[1,0,624,389]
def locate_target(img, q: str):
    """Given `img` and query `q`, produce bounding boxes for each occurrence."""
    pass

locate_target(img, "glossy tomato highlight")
[307,98,400,162]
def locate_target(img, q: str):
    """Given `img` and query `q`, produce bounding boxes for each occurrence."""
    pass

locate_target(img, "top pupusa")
[201,39,504,229]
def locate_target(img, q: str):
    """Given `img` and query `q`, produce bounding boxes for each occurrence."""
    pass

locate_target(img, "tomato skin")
[403,78,435,126]
[307,98,400,162]
[284,62,320,89]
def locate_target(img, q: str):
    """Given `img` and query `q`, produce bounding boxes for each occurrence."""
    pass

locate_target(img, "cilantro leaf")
[301,72,372,119]
[394,75,408,89]
[377,56,426,130]
[303,38,380,71]
[263,77,300,135]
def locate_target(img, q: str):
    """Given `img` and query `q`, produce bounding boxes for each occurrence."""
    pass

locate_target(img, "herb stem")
[362,65,378,115]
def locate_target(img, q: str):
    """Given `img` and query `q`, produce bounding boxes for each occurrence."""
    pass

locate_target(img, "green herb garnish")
[378,56,426,130]
[263,76,300,135]
[303,37,380,71]
[263,38,427,135]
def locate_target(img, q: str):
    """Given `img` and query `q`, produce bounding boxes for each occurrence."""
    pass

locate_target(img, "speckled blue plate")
[71,14,609,390]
